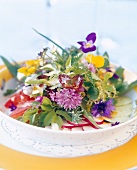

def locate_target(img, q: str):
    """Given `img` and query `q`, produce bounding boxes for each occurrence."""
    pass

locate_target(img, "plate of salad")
[0,31,137,157]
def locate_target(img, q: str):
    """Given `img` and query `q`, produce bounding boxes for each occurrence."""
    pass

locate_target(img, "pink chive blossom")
[81,58,96,73]
[49,91,56,101]
[49,89,82,110]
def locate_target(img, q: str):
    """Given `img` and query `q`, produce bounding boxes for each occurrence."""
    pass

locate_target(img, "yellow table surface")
[0,136,137,170]
[0,66,137,170]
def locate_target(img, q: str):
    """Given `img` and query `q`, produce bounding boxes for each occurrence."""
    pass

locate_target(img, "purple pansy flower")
[77,32,96,53]
[106,67,119,79]
[91,99,115,117]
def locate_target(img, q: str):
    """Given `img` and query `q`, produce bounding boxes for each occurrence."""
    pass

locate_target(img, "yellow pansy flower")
[26,59,40,67]
[85,54,105,68]
[18,66,36,76]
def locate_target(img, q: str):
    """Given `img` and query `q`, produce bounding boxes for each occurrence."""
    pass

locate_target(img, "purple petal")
[111,121,120,126]
[10,103,17,111]
[113,73,119,79]
[86,33,96,43]
[77,41,85,46]
[81,45,96,53]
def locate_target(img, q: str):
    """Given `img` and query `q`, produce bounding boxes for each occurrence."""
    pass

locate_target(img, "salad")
[1,31,137,131]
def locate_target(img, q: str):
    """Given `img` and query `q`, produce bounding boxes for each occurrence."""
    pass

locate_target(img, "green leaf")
[81,106,101,129]
[102,52,110,68]
[118,80,137,95]
[56,110,72,121]
[103,51,109,58]
[55,116,63,129]
[39,111,48,126]
[117,82,128,94]
[33,28,69,56]
[41,105,53,112]
[115,67,124,80]
[91,72,101,81]
[104,84,115,92]
[44,110,56,126]
[103,72,112,83]
[0,55,20,77]
[84,81,92,87]
[11,59,21,68]
[42,97,52,106]
[32,114,40,126]
[25,79,50,85]
[3,89,16,96]
[87,86,99,100]
[23,108,37,123]
[71,53,83,64]
[65,55,71,68]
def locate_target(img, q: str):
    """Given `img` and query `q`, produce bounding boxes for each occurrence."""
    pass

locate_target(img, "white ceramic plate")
[0,113,137,158]
[0,69,137,158]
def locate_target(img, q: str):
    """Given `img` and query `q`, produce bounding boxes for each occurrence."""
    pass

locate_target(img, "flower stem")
[33,28,69,56]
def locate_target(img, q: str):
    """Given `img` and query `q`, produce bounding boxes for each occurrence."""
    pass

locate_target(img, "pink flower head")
[55,89,82,110]
[59,74,84,92]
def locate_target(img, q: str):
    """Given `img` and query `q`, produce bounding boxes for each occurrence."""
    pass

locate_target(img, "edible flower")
[91,99,115,117]
[18,66,36,76]
[106,67,119,79]
[50,89,82,110]
[25,59,40,67]
[18,59,39,76]
[59,74,84,92]
[86,54,105,68]
[77,32,96,53]
[10,103,17,111]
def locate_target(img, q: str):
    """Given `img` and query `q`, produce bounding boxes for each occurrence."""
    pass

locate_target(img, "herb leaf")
[0,55,20,77]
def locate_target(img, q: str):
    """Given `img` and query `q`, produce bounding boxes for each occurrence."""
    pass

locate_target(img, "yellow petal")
[85,54,93,63]
[91,55,105,68]
[28,67,36,74]
[26,60,39,67]
[18,67,28,76]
